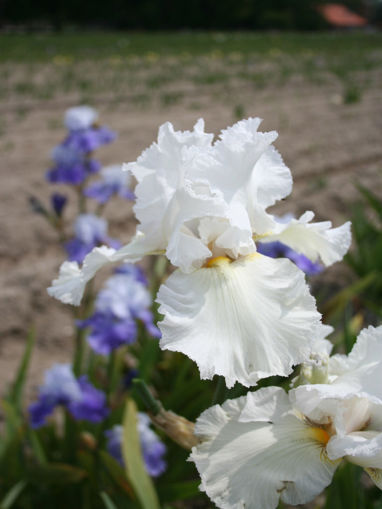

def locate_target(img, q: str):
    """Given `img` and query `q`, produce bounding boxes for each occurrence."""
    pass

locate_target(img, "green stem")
[76,182,87,214]
[106,350,117,402]
[151,256,169,298]
[212,376,226,405]
[73,326,87,376]
[96,202,106,217]
[63,410,77,462]
[132,378,162,415]
[72,280,94,376]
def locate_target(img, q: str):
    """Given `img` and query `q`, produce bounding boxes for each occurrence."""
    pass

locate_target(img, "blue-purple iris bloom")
[257,241,323,276]
[105,413,166,477]
[65,214,120,263]
[29,364,108,428]
[65,126,116,154]
[115,263,148,285]
[46,144,99,185]
[45,106,116,185]
[85,165,135,204]
[78,264,160,355]
[51,192,67,217]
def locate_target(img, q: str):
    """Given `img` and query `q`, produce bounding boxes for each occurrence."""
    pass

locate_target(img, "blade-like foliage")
[121,399,160,509]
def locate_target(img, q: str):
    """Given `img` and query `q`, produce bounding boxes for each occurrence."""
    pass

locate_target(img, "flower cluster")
[49,118,351,389]
[29,364,109,428]
[190,326,382,509]
[46,106,116,185]
[105,412,166,477]
[65,213,120,263]
[78,264,160,355]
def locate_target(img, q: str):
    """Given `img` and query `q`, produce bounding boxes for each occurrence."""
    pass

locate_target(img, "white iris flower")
[190,326,382,509]
[48,118,351,387]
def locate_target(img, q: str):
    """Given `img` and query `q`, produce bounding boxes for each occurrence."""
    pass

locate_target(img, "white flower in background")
[190,326,382,509]
[64,105,98,131]
[48,118,351,388]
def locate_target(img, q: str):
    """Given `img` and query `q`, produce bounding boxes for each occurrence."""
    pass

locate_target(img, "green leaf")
[321,273,376,321]
[0,480,27,509]
[122,399,160,509]
[8,328,35,410]
[100,492,118,509]
[1,400,21,433]
[324,463,367,509]
[99,451,133,497]
[28,429,47,465]
[0,400,23,460]
[157,480,201,502]
[27,463,87,485]
[356,184,382,223]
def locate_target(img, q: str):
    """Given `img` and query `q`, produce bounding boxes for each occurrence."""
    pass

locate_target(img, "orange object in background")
[318,3,368,27]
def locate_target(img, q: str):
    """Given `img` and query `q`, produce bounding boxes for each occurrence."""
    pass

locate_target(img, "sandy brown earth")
[0,56,382,406]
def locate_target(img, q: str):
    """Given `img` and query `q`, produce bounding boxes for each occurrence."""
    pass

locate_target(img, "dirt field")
[1,34,382,403]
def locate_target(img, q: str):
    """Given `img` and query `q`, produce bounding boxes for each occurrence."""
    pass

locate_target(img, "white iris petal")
[292,326,382,419]
[328,325,382,401]
[327,431,382,468]
[190,389,338,509]
[262,211,352,266]
[47,237,150,305]
[158,254,320,388]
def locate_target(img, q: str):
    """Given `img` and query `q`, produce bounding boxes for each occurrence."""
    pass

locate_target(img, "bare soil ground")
[0,52,382,405]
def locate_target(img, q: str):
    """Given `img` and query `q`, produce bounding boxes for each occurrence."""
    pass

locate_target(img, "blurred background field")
[0,14,382,509]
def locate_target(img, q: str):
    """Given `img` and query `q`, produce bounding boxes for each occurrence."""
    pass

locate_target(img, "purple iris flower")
[105,426,124,465]
[257,241,323,276]
[105,413,166,477]
[115,263,148,285]
[51,193,67,217]
[45,106,116,185]
[65,127,116,153]
[29,364,108,428]
[46,144,100,185]
[68,376,109,422]
[85,165,135,204]
[78,264,160,355]
[65,214,120,263]
[79,312,137,355]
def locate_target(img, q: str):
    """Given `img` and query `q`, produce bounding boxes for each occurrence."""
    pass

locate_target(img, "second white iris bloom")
[190,326,382,509]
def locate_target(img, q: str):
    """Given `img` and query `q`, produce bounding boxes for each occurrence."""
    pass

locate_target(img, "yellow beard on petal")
[308,426,331,446]
[204,253,260,269]
[205,256,232,268]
